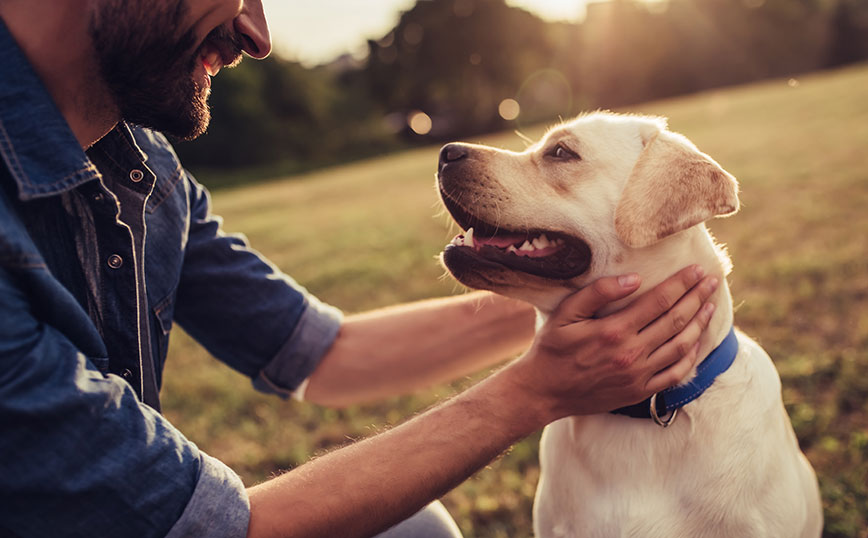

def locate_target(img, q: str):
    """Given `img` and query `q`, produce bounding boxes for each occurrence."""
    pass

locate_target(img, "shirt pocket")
[152,290,177,367]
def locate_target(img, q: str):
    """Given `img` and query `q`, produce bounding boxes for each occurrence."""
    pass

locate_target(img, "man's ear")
[614,130,739,248]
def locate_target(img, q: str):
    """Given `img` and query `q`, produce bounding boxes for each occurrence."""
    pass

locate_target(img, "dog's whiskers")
[515,130,534,148]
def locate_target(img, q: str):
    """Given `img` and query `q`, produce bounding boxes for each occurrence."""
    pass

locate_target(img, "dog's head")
[437,112,739,311]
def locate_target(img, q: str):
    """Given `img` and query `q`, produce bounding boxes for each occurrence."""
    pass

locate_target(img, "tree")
[363,0,562,138]
[827,0,868,67]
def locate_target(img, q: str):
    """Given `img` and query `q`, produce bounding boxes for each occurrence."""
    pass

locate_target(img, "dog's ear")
[614,129,739,248]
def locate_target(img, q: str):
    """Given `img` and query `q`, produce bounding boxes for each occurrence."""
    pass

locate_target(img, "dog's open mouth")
[441,192,591,280]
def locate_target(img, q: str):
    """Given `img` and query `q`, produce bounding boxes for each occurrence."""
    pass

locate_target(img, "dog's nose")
[439,143,468,169]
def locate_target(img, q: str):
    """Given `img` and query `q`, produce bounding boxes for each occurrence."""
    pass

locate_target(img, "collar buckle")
[649,392,678,427]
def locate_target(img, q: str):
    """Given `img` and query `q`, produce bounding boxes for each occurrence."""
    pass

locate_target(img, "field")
[163,64,868,537]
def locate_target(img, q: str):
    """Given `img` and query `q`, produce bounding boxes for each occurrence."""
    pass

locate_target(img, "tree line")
[175,0,868,185]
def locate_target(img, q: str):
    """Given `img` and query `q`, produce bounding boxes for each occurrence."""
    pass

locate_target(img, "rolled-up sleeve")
[173,176,342,397]
[252,293,342,399]
[0,270,250,538]
[165,453,249,538]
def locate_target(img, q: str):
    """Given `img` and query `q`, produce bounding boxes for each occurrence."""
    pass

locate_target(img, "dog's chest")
[534,414,700,536]
[532,338,820,538]
[534,412,771,537]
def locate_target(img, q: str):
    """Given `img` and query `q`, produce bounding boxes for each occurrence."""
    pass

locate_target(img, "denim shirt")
[0,19,342,538]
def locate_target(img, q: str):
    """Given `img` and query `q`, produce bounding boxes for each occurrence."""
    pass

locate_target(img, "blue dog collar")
[611,327,739,426]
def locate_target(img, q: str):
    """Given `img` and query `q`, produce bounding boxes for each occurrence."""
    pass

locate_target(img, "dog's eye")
[546,143,580,161]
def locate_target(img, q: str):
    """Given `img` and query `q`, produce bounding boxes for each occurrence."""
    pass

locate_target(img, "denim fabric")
[0,18,341,538]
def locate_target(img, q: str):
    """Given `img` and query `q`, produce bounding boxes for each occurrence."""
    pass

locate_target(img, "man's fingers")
[644,300,715,385]
[645,342,701,394]
[618,265,708,332]
[551,274,641,326]
[639,276,719,348]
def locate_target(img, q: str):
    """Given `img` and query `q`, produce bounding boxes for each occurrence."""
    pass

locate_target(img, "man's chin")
[169,104,211,141]
[122,88,211,141]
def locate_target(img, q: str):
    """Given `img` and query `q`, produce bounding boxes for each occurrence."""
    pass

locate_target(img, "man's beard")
[89,1,241,140]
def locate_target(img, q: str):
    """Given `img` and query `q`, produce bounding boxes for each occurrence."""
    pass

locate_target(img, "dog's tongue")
[473,231,528,249]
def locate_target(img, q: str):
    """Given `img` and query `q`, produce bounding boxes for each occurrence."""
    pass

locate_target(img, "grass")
[161,63,868,537]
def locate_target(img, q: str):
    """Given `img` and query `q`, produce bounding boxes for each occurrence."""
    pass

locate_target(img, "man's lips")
[197,28,243,81]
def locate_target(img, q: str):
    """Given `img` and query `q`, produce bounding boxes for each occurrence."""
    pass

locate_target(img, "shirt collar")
[0,18,103,200]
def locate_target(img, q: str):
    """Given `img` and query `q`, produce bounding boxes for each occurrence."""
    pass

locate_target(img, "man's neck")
[0,2,119,148]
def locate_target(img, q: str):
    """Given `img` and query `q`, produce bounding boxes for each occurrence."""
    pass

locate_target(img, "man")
[0,1,719,537]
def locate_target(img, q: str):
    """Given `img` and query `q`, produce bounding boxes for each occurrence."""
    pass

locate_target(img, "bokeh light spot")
[408,111,433,135]
[498,99,521,121]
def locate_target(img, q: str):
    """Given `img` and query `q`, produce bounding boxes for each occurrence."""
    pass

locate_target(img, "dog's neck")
[538,224,734,384]
[613,225,733,363]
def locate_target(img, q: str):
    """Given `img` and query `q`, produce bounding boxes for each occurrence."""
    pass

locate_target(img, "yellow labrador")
[436,112,822,537]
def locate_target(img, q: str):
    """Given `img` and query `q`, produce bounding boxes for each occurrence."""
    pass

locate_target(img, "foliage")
[575,0,831,106]
[827,0,868,67]
[363,0,564,135]
[162,64,868,537]
[174,56,402,185]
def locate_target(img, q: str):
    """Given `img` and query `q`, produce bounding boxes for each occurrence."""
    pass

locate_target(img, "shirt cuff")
[165,453,250,538]
[252,295,343,400]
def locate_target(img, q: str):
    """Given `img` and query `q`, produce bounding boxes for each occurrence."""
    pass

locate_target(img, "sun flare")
[506,0,587,21]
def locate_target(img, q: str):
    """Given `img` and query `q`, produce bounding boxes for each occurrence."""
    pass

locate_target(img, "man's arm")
[303,291,536,407]
[247,267,719,538]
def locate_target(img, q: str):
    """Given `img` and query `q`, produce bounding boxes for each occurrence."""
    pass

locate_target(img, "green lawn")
[162,64,868,537]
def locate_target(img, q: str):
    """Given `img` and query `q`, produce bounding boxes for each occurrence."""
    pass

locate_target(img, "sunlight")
[508,0,672,22]
[506,0,587,21]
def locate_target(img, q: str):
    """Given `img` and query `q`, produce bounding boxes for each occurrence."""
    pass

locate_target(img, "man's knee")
[374,500,462,538]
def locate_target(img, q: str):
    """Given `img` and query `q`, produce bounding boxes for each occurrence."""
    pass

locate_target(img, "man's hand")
[509,265,719,421]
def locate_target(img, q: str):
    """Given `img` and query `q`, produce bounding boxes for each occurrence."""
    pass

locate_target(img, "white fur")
[438,112,822,536]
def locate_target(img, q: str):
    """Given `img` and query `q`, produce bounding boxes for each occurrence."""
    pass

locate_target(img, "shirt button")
[129,169,144,183]
[93,192,104,203]
[121,369,133,380]
[107,254,124,269]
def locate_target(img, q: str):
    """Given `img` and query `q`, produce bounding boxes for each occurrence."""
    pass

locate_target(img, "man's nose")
[235,0,271,59]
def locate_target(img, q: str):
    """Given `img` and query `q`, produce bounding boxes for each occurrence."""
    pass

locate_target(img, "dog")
[436,112,822,537]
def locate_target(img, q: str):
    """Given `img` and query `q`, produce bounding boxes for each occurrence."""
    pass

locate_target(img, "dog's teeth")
[507,245,517,253]
[465,227,474,248]
[533,236,550,249]
[519,240,534,252]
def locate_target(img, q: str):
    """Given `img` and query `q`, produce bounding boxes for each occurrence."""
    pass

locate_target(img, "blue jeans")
[375,501,463,538]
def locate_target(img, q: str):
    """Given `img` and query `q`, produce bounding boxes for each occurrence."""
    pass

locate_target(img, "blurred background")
[162,1,868,536]
[175,0,868,186]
